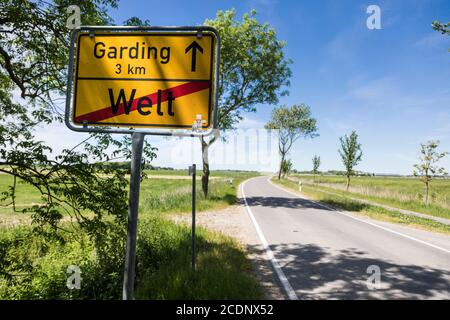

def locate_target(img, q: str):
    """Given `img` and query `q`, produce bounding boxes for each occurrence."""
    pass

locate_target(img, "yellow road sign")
[67,28,219,132]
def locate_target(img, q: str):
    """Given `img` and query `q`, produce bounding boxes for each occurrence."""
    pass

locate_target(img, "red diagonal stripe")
[75,81,210,123]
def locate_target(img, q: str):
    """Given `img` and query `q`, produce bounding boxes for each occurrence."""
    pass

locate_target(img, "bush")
[0,224,124,299]
[0,216,262,299]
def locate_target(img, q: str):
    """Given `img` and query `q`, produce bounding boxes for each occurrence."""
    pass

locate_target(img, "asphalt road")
[241,176,450,299]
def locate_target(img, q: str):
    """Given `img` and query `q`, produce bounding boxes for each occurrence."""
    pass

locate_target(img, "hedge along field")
[0,171,263,299]
[291,174,450,220]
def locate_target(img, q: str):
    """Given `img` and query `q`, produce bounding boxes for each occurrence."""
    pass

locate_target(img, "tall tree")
[0,0,156,238]
[432,20,450,51]
[338,131,363,191]
[265,104,318,180]
[413,140,448,205]
[280,158,292,178]
[123,16,150,26]
[432,21,450,35]
[312,155,320,182]
[200,10,292,196]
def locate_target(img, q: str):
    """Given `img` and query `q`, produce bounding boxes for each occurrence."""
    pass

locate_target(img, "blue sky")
[39,0,450,174]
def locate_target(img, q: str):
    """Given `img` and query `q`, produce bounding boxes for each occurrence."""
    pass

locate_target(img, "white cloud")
[33,123,90,157]
[414,32,448,48]
[248,0,278,11]
[236,115,266,130]
[347,77,395,101]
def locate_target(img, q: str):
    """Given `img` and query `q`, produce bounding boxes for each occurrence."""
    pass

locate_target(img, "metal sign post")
[122,132,145,300]
[189,164,197,273]
[64,26,220,301]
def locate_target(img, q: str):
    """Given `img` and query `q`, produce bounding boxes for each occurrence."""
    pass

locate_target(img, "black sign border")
[65,26,220,137]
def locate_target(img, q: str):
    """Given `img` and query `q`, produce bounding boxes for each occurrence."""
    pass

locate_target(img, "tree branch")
[0,46,27,98]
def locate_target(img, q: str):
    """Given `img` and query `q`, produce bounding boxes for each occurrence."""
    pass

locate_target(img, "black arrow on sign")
[185,41,204,72]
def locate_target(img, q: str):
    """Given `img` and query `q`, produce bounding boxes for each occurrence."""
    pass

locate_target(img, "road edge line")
[267,177,450,255]
[241,178,299,300]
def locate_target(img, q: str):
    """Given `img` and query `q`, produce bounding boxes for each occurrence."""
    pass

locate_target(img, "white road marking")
[241,178,299,300]
[267,177,450,255]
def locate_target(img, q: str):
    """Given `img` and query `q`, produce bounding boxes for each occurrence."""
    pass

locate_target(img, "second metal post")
[123,132,145,300]
[191,164,196,273]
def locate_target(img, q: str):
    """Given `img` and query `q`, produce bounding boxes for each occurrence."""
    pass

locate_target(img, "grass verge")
[273,177,450,235]
[290,174,450,220]
[139,172,256,216]
[135,217,262,299]
[0,171,263,299]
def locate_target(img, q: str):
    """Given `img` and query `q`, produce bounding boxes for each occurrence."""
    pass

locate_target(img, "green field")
[0,173,48,226]
[143,169,258,177]
[0,170,256,226]
[138,170,257,217]
[290,174,450,220]
[273,177,450,235]
[0,170,263,299]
